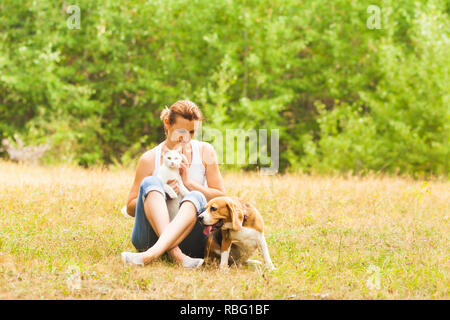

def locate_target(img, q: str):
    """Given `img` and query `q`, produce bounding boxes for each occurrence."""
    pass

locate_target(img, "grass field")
[0,161,448,299]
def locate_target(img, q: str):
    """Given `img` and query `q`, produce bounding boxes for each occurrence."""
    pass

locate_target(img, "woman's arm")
[182,142,226,202]
[126,150,155,217]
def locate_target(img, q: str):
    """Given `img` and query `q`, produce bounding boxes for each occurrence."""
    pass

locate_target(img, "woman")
[121,100,226,268]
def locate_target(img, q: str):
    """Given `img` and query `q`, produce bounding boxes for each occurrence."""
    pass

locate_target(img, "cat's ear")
[161,143,169,154]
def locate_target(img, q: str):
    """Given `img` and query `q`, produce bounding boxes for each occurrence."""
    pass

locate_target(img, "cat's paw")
[164,185,178,199]
[179,183,189,197]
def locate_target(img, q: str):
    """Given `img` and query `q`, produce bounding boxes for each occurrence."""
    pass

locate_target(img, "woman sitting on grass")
[121,100,226,268]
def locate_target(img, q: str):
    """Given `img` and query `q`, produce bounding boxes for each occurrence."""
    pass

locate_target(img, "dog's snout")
[198,215,204,222]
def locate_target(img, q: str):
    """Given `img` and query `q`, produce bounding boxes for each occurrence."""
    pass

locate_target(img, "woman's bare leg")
[142,191,196,264]
[143,191,170,236]
[122,194,203,268]
[141,200,198,265]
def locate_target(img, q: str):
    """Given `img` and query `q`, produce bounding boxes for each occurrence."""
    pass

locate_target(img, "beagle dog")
[198,196,275,270]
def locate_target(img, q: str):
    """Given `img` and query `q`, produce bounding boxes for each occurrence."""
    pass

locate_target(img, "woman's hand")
[179,153,192,188]
[167,179,179,194]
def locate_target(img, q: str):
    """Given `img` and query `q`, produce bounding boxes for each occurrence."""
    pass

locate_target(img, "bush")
[0,0,448,175]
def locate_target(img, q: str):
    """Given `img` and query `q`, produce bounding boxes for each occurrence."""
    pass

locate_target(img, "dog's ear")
[226,197,245,231]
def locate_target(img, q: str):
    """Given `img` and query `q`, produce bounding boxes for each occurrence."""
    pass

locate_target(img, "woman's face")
[165,116,200,145]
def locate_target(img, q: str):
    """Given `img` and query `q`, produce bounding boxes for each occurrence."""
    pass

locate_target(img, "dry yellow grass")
[0,160,448,299]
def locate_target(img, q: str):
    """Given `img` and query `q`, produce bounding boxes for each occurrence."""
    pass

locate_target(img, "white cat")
[120,147,189,220]
[156,148,189,200]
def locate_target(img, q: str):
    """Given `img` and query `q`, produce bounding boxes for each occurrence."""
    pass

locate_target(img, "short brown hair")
[160,100,203,125]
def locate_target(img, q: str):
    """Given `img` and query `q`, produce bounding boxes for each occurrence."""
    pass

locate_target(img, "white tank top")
[153,139,207,187]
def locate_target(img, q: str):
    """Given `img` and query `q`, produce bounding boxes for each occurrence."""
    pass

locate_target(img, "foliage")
[0,0,448,175]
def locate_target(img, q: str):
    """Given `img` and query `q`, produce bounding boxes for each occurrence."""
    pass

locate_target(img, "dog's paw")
[244,259,262,266]
[266,264,276,271]
[219,264,229,271]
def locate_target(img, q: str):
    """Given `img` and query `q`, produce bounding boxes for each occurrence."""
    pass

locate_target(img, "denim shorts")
[130,176,207,258]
